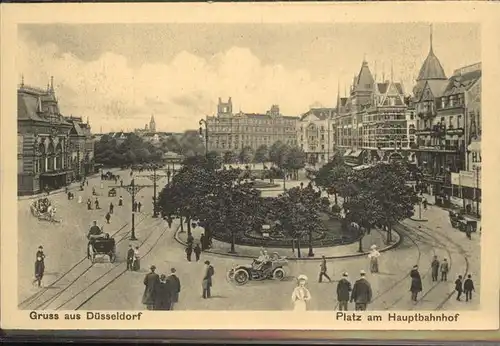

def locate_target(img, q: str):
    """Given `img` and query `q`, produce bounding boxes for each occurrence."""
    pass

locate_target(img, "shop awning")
[350,150,363,157]
[343,150,352,157]
[467,140,481,153]
[41,170,69,177]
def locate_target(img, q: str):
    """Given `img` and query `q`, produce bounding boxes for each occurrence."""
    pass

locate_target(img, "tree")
[254,145,269,164]
[284,146,306,180]
[239,146,254,164]
[273,185,325,257]
[223,151,237,164]
[269,141,289,168]
[314,156,352,206]
[206,150,223,170]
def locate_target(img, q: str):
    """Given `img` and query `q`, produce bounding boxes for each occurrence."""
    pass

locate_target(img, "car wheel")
[273,267,286,281]
[233,269,249,285]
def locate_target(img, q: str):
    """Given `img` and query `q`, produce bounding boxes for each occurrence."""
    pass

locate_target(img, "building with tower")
[411,25,481,213]
[205,97,299,155]
[333,58,411,167]
[17,77,73,195]
[149,114,156,133]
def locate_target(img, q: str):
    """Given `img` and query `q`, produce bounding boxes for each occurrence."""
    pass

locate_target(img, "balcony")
[417,110,436,120]
[411,145,460,153]
[446,127,464,136]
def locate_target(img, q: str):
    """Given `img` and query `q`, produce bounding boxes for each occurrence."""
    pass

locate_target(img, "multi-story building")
[206,98,299,154]
[449,63,482,215]
[412,27,481,203]
[333,59,411,167]
[17,77,73,195]
[66,116,95,180]
[297,108,335,165]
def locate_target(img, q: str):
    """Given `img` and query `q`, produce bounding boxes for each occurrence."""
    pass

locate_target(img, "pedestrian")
[132,246,141,271]
[137,201,142,212]
[118,196,123,207]
[87,198,92,210]
[109,202,114,214]
[105,212,111,224]
[291,274,311,312]
[154,274,171,311]
[410,265,422,302]
[86,180,88,186]
[350,270,372,311]
[33,256,45,287]
[92,187,96,196]
[120,179,123,187]
[167,268,181,310]
[36,245,45,262]
[78,195,82,204]
[185,244,193,262]
[142,265,160,310]
[336,272,352,311]
[431,255,440,282]
[95,197,100,210]
[368,245,380,273]
[133,201,138,212]
[423,198,428,210]
[465,226,472,240]
[464,274,475,302]
[194,243,201,262]
[166,216,173,228]
[318,255,332,283]
[440,258,449,281]
[202,260,214,299]
[455,275,464,301]
[126,245,134,271]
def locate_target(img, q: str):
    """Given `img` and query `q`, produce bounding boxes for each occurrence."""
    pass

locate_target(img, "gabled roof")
[70,121,85,136]
[442,69,481,97]
[300,108,334,121]
[18,87,69,125]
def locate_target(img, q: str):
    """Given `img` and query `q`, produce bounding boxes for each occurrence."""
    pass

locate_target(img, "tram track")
[19,213,150,310]
[74,223,178,310]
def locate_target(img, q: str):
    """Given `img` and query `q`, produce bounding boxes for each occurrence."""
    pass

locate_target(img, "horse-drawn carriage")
[108,188,117,197]
[87,233,117,263]
[449,210,478,233]
[30,198,60,223]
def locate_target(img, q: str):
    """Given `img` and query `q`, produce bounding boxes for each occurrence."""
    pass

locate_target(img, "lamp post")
[141,165,167,218]
[199,118,208,157]
[111,179,152,240]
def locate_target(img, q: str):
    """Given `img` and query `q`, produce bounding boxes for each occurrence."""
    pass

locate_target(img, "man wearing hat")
[202,260,215,299]
[350,270,372,311]
[142,265,160,310]
[336,272,352,311]
[167,268,181,310]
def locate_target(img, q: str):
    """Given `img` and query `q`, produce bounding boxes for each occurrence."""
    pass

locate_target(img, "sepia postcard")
[1,2,500,336]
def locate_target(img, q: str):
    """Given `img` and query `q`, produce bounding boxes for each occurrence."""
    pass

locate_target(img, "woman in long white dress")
[291,274,311,311]
[368,244,381,273]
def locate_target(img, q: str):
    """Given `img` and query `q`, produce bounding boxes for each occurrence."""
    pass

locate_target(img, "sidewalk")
[175,223,401,260]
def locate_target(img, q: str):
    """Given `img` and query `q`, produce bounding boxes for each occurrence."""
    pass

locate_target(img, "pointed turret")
[355,60,375,91]
[416,24,447,81]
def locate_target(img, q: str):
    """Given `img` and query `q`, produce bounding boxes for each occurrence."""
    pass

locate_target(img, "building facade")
[333,59,411,167]
[206,98,299,154]
[449,63,482,215]
[18,78,73,195]
[412,27,481,205]
[66,116,95,180]
[297,108,335,165]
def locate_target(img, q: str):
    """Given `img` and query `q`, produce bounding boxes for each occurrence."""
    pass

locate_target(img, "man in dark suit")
[126,245,135,271]
[336,272,352,311]
[202,260,214,299]
[167,268,181,310]
[350,270,372,311]
[142,265,160,310]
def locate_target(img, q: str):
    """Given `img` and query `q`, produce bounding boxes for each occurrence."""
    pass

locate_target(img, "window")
[457,115,462,128]
[449,116,454,127]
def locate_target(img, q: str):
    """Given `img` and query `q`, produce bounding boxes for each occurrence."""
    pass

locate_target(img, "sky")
[17,23,480,133]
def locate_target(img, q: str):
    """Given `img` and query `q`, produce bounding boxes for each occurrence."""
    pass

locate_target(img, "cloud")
[17,34,338,133]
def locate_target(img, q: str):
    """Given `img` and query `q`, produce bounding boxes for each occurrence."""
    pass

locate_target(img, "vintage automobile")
[449,210,478,233]
[87,234,116,263]
[227,252,288,285]
[108,188,117,197]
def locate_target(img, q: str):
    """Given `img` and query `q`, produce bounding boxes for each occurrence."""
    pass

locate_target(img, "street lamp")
[111,179,152,240]
[142,165,167,218]
[199,118,208,156]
